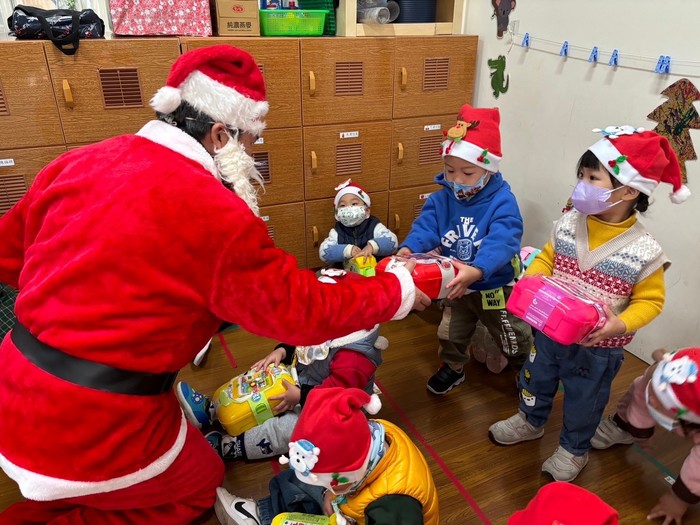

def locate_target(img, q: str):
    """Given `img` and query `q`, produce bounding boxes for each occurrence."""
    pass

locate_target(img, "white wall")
[463,0,700,362]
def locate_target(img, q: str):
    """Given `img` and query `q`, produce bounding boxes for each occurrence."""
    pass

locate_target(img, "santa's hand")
[580,305,626,347]
[251,346,286,371]
[270,380,300,414]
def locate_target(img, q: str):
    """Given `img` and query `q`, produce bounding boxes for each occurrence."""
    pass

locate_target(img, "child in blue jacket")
[397,104,532,395]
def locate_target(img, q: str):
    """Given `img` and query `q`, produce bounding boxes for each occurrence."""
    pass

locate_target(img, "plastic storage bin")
[376,253,456,300]
[298,0,335,35]
[259,9,327,36]
[506,274,607,346]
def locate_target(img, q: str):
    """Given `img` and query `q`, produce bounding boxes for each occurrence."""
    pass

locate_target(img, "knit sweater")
[526,210,667,347]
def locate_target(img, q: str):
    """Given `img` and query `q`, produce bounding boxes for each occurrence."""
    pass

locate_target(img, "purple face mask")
[570,180,622,215]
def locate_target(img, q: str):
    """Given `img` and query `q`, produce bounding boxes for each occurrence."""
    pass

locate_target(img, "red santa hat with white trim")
[588,126,690,204]
[150,45,268,137]
[441,104,502,173]
[334,179,372,208]
[280,387,381,490]
[651,348,700,423]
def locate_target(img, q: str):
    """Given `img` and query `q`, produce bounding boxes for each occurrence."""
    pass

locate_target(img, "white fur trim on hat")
[363,394,382,415]
[334,179,371,208]
[588,138,655,196]
[151,70,269,137]
[671,184,692,204]
[374,336,389,351]
[442,139,501,173]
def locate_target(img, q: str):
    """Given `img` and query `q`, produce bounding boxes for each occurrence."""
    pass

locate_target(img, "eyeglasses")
[184,118,260,142]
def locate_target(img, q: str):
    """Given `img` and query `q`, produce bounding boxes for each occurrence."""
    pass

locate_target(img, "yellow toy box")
[345,255,377,277]
[272,513,337,525]
[212,363,295,436]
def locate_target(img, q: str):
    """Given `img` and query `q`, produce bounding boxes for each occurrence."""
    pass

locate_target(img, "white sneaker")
[214,487,261,525]
[590,416,635,450]
[193,340,212,367]
[541,446,589,482]
[489,411,544,445]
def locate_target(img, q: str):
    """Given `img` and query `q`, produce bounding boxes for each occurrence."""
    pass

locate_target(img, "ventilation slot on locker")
[0,175,28,214]
[266,224,275,240]
[336,144,362,177]
[253,152,271,183]
[0,81,8,116]
[413,203,424,219]
[422,58,450,91]
[99,68,144,109]
[258,64,265,76]
[419,135,444,165]
[335,62,364,96]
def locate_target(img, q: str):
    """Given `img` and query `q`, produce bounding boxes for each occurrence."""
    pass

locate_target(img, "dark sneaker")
[426,364,465,395]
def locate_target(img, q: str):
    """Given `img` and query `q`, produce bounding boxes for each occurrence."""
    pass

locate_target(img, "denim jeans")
[519,331,624,455]
[257,469,325,525]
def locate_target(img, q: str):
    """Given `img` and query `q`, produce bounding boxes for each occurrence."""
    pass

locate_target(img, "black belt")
[11,322,177,396]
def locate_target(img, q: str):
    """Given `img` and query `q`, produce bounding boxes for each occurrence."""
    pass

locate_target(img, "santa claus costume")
[0,45,416,524]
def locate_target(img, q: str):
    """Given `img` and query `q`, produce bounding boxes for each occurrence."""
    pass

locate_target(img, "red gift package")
[110,0,213,36]
[376,253,457,300]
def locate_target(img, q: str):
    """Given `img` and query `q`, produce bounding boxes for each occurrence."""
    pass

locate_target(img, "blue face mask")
[447,172,490,201]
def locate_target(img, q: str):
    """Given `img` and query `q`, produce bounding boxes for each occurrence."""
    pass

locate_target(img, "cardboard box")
[216,0,259,19]
[217,16,261,36]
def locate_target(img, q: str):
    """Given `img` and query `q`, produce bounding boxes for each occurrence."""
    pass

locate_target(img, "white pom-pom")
[374,336,389,351]
[150,86,182,114]
[363,394,382,415]
[670,185,691,204]
[279,455,289,465]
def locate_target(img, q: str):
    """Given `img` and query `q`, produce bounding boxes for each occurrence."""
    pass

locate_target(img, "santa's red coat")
[0,121,414,501]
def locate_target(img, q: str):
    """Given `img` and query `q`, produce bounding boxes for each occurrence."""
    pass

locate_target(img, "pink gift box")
[110,0,212,36]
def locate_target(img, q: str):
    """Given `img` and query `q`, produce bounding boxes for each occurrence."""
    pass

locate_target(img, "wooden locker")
[393,35,477,119]
[182,38,302,130]
[305,191,388,269]
[391,114,453,190]
[259,202,307,268]
[303,121,391,201]
[300,38,394,126]
[0,42,64,149]
[0,146,66,215]
[252,128,304,206]
[388,184,440,243]
[45,39,181,144]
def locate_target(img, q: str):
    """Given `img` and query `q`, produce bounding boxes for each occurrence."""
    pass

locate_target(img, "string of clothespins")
[508,29,700,77]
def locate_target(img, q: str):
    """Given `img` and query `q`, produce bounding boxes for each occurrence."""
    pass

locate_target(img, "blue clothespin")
[608,49,619,67]
[663,55,671,74]
[588,46,599,63]
[521,32,530,48]
[560,40,569,57]
[654,55,666,74]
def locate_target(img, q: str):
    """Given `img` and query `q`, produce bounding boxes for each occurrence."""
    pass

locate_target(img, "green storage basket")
[259,9,328,36]
[298,0,336,35]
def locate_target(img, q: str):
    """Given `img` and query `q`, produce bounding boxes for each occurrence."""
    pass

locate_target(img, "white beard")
[213,135,264,216]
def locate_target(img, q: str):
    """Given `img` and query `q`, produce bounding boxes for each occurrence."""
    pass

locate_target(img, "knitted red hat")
[588,126,690,203]
[651,348,700,423]
[150,45,268,136]
[334,179,371,208]
[281,387,381,489]
[508,482,619,525]
[441,104,502,173]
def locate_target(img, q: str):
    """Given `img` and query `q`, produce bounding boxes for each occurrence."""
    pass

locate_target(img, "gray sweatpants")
[243,407,300,460]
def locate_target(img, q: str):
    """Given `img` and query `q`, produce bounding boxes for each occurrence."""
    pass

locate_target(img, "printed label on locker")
[261,215,270,222]
[419,193,434,200]
[0,159,15,167]
[424,124,442,131]
[254,137,264,145]
[339,131,360,139]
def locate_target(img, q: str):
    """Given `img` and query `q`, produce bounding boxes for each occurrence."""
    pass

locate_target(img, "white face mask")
[646,383,679,432]
[336,205,368,227]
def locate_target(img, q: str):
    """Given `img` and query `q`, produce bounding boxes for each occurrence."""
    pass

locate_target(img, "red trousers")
[0,423,224,525]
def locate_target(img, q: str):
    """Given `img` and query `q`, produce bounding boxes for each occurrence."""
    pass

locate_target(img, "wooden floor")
[0,306,697,524]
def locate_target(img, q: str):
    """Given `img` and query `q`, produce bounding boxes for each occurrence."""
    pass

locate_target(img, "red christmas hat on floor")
[280,387,381,490]
[150,45,268,137]
[651,348,700,423]
[588,126,690,203]
[508,482,619,525]
[441,104,502,173]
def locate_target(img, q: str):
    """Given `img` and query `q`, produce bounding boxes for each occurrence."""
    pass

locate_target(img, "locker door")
[393,36,477,119]
[391,114,453,190]
[45,39,181,144]
[0,146,66,215]
[183,38,301,130]
[300,38,394,126]
[303,121,391,201]
[259,202,307,268]
[252,128,304,206]
[306,191,388,269]
[0,42,64,149]
[388,184,440,243]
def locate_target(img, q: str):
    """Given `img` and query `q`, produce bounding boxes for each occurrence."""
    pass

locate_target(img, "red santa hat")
[651,348,700,423]
[333,179,371,208]
[441,104,502,173]
[280,387,381,489]
[508,482,619,525]
[588,126,690,204]
[150,45,268,137]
